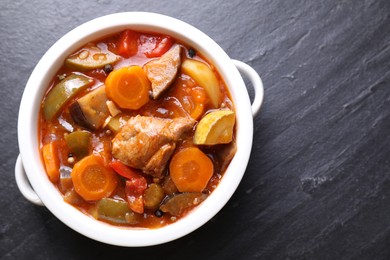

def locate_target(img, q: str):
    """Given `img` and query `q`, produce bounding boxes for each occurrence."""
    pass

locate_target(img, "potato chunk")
[181,59,221,108]
[194,110,235,145]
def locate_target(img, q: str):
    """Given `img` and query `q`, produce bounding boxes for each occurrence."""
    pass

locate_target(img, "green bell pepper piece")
[96,198,140,225]
[64,130,91,159]
[43,74,93,120]
[160,192,207,216]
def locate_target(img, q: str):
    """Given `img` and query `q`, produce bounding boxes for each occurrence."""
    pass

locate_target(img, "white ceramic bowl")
[15,12,263,246]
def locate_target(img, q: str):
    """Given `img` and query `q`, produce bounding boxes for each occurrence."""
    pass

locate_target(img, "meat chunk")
[143,45,181,99]
[112,115,195,177]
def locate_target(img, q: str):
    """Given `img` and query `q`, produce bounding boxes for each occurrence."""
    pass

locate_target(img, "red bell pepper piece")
[125,178,147,214]
[109,161,147,214]
[109,160,142,180]
[144,36,174,58]
[117,30,139,58]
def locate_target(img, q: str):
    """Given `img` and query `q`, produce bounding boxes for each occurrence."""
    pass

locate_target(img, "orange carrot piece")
[105,66,151,110]
[71,155,118,201]
[42,142,60,183]
[169,147,214,192]
[188,87,207,120]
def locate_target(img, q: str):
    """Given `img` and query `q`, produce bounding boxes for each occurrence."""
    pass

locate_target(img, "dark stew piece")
[39,29,236,228]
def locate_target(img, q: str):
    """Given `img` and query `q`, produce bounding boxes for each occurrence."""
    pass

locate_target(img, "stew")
[39,29,236,228]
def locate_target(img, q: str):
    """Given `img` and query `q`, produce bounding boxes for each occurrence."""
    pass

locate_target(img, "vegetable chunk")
[71,155,118,201]
[96,198,141,225]
[64,131,91,159]
[169,147,214,192]
[181,59,221,108]
[160,193,207,216]
[117,30,139,58]
[109,161,147,214]
[43,74,93,120]
[144,36,174,58]
[105,66,151,110]
[194,110,235,145]
[42,142,60,182]
[144,184,165,209]
[69,85,109,130]
[65,43,119,70]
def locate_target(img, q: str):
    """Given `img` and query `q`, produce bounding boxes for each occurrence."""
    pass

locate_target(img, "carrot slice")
[169,147,214,192]
[105,66,151,110]
[187,86,207,120]
[42,142,60,183]
[71,155,118,201]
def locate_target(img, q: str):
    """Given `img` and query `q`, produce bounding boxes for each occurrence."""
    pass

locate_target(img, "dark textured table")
[2,0,390,259]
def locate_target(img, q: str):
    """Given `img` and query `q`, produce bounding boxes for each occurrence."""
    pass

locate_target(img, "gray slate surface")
[1,0,390,259]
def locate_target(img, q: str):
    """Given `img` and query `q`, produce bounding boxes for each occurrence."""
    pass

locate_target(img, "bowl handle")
[15,154,44,206]
[232,60,264,117]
